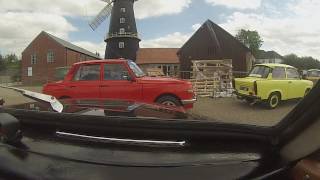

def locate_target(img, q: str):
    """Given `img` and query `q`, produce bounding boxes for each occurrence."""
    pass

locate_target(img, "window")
[47,51,54,63]
[73,64,100,81]
[104,64,129,80]
[249,66,271,78]
[119,28,125,34]
[119,42,125,49]
[120,8,126,13]
[80,54,86,61]
[31,54,37,65]
[272,67,286,79]
[308,70,320,77]
[120,18,125,24]
[27,67,32,77]
[287,68,300,79]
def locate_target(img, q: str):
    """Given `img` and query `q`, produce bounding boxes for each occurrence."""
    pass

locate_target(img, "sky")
[1,0,320,60]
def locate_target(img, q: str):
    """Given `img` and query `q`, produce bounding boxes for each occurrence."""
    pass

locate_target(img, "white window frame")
[120,8,126,13]
[119,42,125,49]
[27,67,33,77]
[31,54,37,65]
[119,28,125,34]
[120,18,125,24]
[47,51,54,63]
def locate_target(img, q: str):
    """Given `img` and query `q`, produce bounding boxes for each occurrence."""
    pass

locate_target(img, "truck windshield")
[249,66,271,78]
[128,61,145,77]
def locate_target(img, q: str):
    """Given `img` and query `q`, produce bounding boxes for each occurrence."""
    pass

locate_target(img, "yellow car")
[234,64,313,109]
[306,69,320,84]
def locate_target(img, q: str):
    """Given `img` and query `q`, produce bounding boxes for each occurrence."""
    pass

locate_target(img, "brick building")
[136,48,180,76]
[22,31,100,85]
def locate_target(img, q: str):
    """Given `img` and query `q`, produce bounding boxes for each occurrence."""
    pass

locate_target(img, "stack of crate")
[190,59,233,98]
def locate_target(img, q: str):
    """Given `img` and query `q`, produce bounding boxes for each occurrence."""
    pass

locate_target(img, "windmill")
[89,0,140,61]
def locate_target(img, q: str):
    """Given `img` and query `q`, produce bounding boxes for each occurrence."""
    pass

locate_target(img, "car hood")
[138,76,189,84]
[6,98,192,120]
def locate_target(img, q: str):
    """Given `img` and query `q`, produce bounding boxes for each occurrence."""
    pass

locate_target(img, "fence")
[179,70,248,80]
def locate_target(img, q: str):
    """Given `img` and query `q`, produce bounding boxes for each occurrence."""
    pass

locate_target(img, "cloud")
[0,12,76,55]
[0,0,191,56]
[135,0,192,19]
[140,32,190,48]
[192,23,201,31]
[218,0,320,59]
[205,0,262,10]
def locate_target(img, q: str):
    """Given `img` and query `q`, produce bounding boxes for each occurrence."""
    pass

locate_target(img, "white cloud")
[0,12,76,55]
[135,0,191,19]
[218,0,320,59]
[192,23,201,31]
[0,0,191,56]
[141,32,190,48]
[205,0,262,10]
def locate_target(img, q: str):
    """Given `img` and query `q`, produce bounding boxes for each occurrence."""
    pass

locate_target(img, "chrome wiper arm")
[0,86,63,113]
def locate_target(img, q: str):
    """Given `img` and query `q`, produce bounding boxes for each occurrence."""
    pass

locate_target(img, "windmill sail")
[89,2,113,31]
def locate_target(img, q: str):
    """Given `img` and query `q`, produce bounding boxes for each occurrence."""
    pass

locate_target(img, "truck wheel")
[156,96,181,107]
[267,92,281,109]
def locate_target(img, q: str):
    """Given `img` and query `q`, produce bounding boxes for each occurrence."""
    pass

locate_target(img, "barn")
[177,20,255,78]
[21,31,100,85]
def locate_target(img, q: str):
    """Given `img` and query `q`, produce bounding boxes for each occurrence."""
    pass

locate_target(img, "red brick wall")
[22,32,66,85]
[21,32,99,85]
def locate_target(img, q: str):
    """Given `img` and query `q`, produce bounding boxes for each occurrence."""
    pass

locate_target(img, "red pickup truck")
[43,59,196,108]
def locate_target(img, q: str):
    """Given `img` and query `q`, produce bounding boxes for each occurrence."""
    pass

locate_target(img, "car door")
[271,67,289,99]
[66,64,101,98]
[286,67,304,98]
[100,63,142,101]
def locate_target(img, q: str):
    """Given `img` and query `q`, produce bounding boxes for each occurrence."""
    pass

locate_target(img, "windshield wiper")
[0,85,63,113]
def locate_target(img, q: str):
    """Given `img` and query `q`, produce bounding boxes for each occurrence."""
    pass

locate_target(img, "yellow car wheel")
[267,92,281,109]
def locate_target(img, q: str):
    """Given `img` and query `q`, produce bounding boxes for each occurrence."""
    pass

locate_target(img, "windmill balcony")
[106,32,140,40]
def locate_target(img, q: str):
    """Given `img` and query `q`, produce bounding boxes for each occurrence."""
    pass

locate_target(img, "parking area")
[188,97,297,127]
[1,86,298,127]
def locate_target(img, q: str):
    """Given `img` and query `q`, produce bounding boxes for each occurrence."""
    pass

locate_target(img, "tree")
[283,54,320,70]
[235,29,263,56]
[0,53,5,71]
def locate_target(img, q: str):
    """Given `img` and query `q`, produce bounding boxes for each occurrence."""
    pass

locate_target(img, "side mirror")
[122,72,133,81]
[0,98,4,106]
[0,113,22,144]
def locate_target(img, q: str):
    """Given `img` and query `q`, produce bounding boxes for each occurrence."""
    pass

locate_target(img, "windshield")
[249,66,271,78]
[1,1,320,131]
[128,61,146,77]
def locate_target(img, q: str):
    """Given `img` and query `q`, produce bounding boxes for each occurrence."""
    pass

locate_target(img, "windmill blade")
[89,2,113,31]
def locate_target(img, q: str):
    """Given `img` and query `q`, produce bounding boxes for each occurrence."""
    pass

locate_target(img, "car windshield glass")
[249,66,271,78]
[128,61,145,77]
[1,1,320,131]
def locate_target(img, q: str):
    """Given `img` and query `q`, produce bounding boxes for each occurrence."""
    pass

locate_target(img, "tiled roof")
[136,48,179,64]
[256,50,283,59]
[43,31,100,59]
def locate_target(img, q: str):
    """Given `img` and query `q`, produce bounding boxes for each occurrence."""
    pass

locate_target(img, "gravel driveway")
[188,97,297,126]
